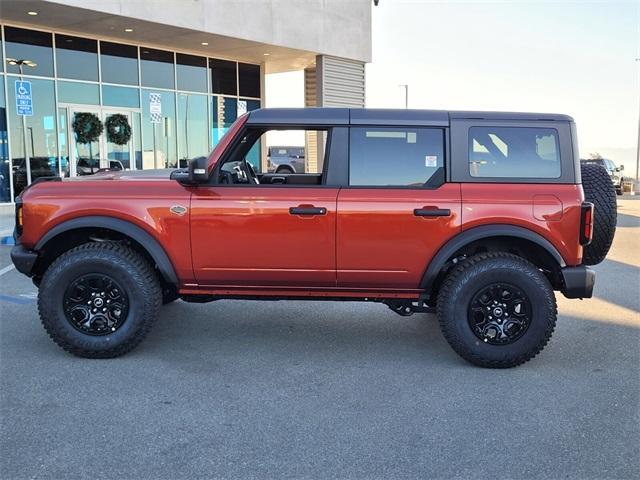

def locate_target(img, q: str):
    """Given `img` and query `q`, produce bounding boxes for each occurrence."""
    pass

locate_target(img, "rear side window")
[469,127,560,178]
[349,127,444,186]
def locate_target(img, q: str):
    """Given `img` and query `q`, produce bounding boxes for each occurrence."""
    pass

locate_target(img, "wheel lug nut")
[103,308,107,312]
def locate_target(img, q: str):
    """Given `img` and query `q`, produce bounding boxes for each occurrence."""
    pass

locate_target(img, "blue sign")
[15,80,33,116]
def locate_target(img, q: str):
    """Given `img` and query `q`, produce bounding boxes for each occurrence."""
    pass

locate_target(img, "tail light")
[15,197,23,237]
[580,202,594,246]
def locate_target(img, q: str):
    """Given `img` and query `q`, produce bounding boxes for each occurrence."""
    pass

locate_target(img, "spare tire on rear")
[581,163,617,265]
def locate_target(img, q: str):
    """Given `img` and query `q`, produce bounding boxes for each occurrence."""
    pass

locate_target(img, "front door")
[191,187,338,287]
[68,107,134,176]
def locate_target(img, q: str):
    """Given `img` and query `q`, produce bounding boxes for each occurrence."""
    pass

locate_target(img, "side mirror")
[189,156,209,184]
[170,156,209,185]
[618,165,624,171]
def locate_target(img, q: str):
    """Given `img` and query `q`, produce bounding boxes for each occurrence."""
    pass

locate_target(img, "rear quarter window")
[349,127,444,186]
[469,126,561,178]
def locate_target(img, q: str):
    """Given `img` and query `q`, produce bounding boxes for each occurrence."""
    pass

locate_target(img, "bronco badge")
[169,205,187,216]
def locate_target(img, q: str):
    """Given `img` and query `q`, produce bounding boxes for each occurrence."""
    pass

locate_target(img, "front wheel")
[38,242,162,358]
[437,252,557,368]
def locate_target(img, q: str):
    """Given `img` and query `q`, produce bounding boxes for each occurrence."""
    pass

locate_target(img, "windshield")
[206,113,249,173]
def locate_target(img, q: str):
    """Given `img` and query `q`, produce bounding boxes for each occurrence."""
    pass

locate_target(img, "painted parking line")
[0,294,35,305]
[0,264,15,276]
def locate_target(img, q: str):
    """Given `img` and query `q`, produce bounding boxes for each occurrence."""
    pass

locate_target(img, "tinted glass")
[238,63,260,98]
[55,34,98,81]
[102,85,140,108]
[7,78,58,198]
[177,93,208,167]
[100,42,138,85]
[140,48,174,89]
[210,59,237,95]
[349,128,444,186]
[469,127,560,178]
[141,89,176,168]
[0,76,9,202]
[212,95,237,145]
[57,81,99,105]
[176,53,207,93]
[4,27,54,77]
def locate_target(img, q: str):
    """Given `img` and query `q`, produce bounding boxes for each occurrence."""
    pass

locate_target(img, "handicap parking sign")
[15,80,33,116]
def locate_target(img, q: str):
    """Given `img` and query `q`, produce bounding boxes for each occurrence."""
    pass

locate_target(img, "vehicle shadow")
[615,212,640,228]
[592,258,640,312]
[147,300,461,369]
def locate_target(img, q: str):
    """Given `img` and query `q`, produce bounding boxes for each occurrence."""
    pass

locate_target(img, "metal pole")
[399,84,409,109]
[18,64,31,186]
[636,58,640,181]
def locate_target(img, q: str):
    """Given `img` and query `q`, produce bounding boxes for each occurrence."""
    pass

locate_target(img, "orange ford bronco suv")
[11,109,617,367]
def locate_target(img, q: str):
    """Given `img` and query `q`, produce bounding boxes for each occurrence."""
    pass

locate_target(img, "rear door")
[336,126,462,289]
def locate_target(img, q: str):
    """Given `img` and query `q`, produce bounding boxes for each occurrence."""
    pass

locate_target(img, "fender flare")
[420,224,566,291]
[35,216,179,285]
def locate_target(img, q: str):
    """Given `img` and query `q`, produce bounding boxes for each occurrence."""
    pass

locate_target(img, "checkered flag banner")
[149,93,162,123]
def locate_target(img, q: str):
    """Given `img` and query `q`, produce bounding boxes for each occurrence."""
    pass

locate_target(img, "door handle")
[414,207,451,217]
[289,206,327,216]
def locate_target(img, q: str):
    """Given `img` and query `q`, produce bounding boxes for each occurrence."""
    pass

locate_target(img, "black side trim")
[11,244,38,276]
[34,216,179,285]
[420,225,566,292]
[560,265,595,299]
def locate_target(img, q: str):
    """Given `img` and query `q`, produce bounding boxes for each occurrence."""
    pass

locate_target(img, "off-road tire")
[581,163,617,265]
[437,252,557,368]
[275,166,294,174]
[38,242,162,358]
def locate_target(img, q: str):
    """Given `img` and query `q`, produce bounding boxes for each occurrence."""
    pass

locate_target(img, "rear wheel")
[581,163,617,265]
[437,252,557,368]
[38,242,161,358]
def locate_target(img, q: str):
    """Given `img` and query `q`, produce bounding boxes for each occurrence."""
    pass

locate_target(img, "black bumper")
[561,265,595,299]
[10,244,38,276]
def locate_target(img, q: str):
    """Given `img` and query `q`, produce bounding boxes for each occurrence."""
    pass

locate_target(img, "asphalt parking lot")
[1,199,639,480]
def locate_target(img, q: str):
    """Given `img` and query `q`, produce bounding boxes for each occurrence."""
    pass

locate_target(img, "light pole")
[399,84,409,109]
[6,58,37,186]
[635,58,640,181]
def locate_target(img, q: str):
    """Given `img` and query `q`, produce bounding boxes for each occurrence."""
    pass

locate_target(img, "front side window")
[217,128,328,185]
[349,127,444,186]
[469,126,560,178]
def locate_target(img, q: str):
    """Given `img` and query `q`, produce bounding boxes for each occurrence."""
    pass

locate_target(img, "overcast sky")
[267,0,639,175]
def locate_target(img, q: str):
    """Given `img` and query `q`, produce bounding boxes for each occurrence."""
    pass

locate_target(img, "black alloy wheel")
[63,273,129,336]
[468,283,532,345]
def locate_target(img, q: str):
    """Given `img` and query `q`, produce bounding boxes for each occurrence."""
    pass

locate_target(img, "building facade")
[0,0,371,205]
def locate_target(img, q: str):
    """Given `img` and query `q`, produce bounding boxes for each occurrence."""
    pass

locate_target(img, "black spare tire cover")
[581,163,617,265]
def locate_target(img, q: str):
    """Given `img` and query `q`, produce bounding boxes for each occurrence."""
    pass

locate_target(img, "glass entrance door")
[102,109,133,171]
[68,107,135,176]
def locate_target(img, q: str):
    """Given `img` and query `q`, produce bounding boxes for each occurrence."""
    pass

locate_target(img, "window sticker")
[407,132,417,143]
[425,155,438,167]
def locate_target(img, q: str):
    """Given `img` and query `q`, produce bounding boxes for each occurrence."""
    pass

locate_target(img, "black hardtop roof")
[246,108,574,126]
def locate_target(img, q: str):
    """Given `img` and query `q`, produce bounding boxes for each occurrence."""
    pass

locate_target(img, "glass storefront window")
[57,81,100,105]
[210,59,237,96]
[176,53,207,93]
[7,78,58,199]
[55,34,98,81]
[4,27,54,77]
[0,76,10,202]
[141,48,174,89]
[177,93,208,168]
[102,85,140,108]
[238,63,260,98]
[142,89,176,169]
[100,41,138,86]
[211,95,237,146]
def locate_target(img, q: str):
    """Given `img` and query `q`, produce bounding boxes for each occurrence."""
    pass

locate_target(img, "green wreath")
[73,112,103,144]
[105,114,132,145]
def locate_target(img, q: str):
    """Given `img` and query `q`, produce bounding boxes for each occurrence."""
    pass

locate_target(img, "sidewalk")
[1,210,15,245]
